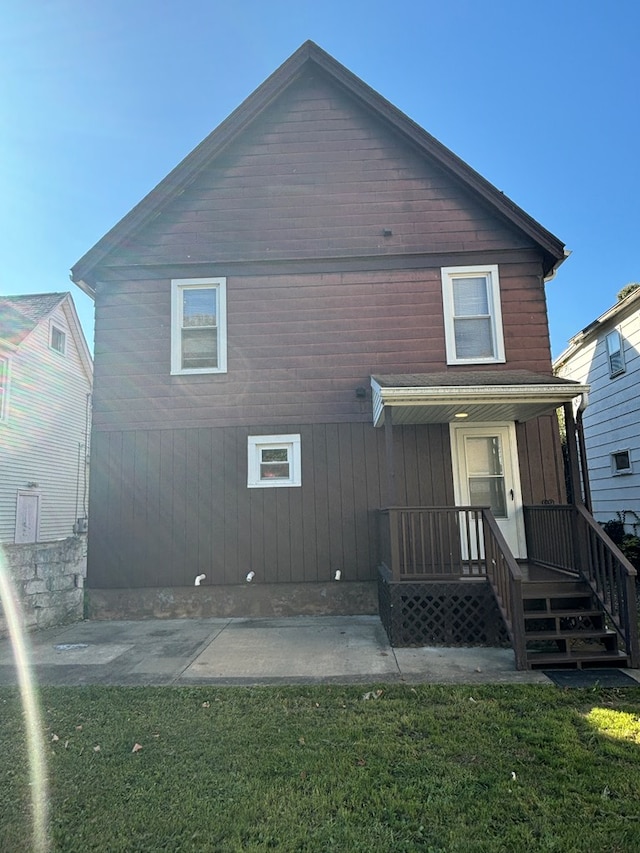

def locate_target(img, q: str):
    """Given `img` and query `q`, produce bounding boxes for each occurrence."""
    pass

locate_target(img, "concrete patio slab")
[393,645,549,684]
[181,615,397,682]
[0,615,609,687]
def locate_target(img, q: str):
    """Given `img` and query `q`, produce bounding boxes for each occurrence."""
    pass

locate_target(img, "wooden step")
[527,650,629,670]
[524,614,606,634]
[524,608,603,620]
[522,583,592,598]
[525,629,616,642]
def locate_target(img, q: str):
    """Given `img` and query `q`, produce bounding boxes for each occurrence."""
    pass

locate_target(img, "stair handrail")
[481,509,527,670]
[574,503,640,668]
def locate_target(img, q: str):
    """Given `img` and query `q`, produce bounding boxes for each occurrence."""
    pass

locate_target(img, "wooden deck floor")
[517,562,579,582]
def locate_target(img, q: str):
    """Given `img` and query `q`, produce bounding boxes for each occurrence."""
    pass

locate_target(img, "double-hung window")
[248,434,302,488]
[171,278,227,374]
[605,329,625,377]
[441,265,505,364]
[50,324,66,355]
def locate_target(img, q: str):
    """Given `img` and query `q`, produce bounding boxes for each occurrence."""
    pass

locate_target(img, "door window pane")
[466,436,507,517]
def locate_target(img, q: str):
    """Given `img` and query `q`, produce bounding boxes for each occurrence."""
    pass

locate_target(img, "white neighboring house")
[554,287,640,528]
[0,293,93,543]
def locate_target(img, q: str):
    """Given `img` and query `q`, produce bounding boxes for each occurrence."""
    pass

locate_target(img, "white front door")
[15,491,40,544]
[450,423,526,558]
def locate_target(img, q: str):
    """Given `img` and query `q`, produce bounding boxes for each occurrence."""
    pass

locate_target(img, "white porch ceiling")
[370,372,589,427]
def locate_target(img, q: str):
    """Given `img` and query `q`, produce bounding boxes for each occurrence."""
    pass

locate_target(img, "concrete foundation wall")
[85,581,378,620]
[0,536,87,637]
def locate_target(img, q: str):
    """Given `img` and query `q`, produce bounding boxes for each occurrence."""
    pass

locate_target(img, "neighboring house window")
[0,357,9,421]
[441,265,505,364]
[50,324,66,354]
[171,278,227,374]
[611,450,632,475]
[605,329,625,377]
[248,434,302,488]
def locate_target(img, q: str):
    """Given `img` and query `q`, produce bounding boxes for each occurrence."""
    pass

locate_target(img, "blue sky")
[1,0,638,358]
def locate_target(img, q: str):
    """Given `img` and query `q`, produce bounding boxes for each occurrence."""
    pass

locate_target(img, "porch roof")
[370,371,589,426]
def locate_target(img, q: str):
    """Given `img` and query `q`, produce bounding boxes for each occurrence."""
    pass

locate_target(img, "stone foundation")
[0,536,87,637]
[85,581,378,620]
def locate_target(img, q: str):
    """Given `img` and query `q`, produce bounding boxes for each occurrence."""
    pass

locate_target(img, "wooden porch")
[378,504,640,670]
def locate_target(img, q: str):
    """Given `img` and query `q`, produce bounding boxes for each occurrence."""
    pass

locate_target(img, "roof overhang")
[371,372,589,427]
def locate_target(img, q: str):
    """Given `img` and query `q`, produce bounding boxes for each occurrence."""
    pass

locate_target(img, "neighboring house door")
[450,423,526,558]
[15,491,40,544]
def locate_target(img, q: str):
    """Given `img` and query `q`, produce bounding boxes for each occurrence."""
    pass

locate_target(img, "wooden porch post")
[384,406,396,506]
[576,408,592,513]
[563,403,582,505]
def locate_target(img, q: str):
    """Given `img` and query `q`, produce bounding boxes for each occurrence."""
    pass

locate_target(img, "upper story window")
[171,278,227,375]
[442,264,505,364]
[247,434,302,488]
[605,329,625,377]
[441,265,505,365]
[50,324,66,355]
[0,357,9,422]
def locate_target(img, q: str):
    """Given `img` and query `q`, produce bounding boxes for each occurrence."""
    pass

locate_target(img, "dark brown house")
[72,41,638,669]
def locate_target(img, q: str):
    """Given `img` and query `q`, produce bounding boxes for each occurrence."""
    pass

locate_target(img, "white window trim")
[611,449,632,476]
[0,356,10,423]
[605,328,625,378]
[441,264,505,365]
[248,434,302,488]
[171,277,227,375]
[50,322,67,355]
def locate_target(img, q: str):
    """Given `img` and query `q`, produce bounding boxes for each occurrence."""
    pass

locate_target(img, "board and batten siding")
[87,422,455,588]
[556,308,640,524]
[92,259,552,432]
[0,304,91,542]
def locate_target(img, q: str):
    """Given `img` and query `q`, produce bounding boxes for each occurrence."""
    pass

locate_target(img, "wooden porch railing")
[378,506,527,668]
[378,507,486,580]
[524,504,640,667]
[482,511,527,670]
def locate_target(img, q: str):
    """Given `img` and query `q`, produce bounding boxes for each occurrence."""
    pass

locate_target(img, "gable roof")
[554,286,640,370]
[0,293,67,347]
[0,292,93,380]
[71,40,566,293]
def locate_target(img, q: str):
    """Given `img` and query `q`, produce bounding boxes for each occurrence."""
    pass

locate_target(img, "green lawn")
[2,684,640,852]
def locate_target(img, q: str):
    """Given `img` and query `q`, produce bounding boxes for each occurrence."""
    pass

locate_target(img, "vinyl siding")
[0,304,92,542]
[556,307,640,524]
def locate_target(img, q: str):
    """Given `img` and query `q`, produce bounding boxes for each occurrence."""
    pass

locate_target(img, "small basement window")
[248,434,301,488]
[50,325,66,355]
[611,450,632,475]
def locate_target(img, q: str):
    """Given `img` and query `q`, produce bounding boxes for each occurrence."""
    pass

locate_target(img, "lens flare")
[0,547,50,853]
